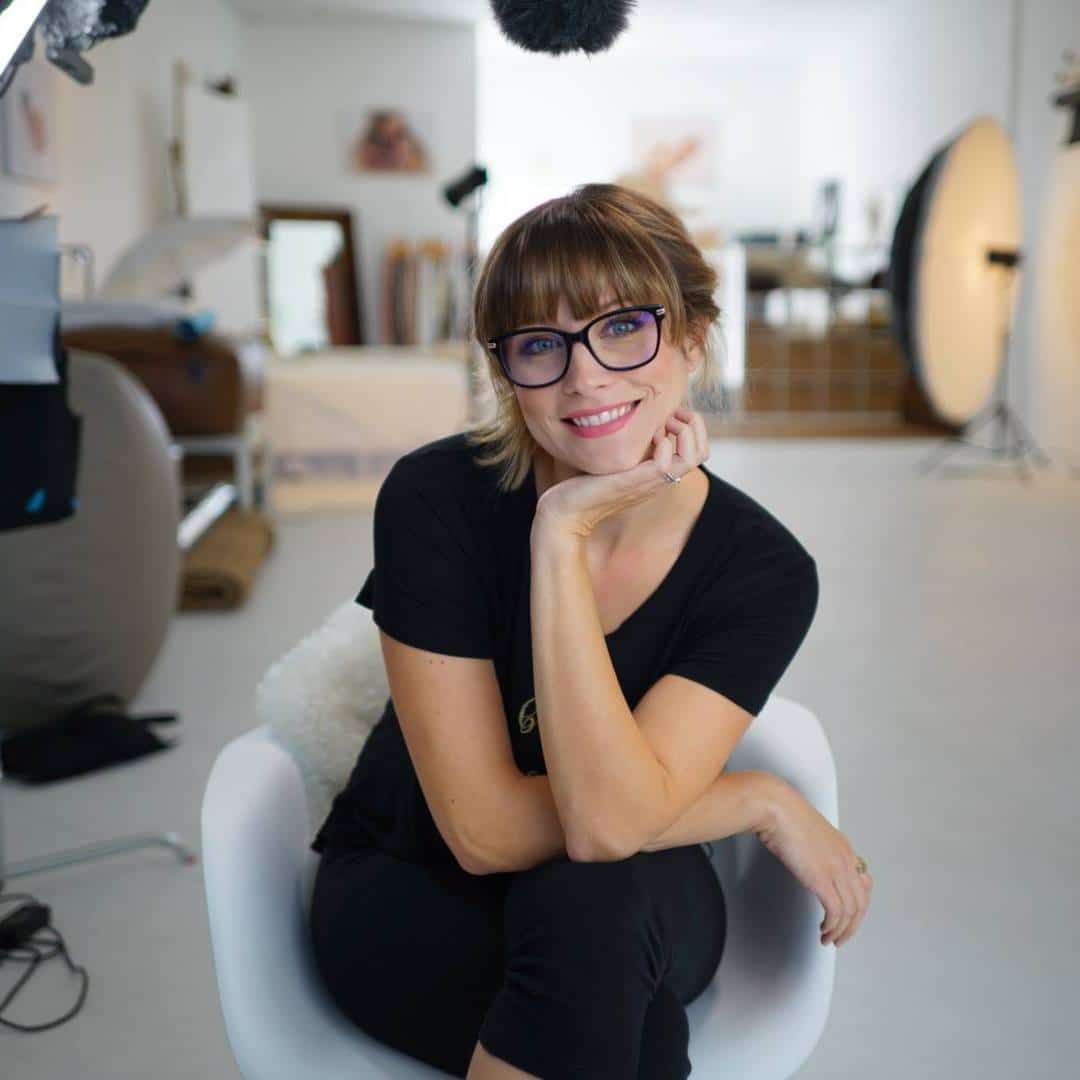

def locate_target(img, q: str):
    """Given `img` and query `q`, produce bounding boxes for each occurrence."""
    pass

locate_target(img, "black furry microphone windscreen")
[490,0,636,56]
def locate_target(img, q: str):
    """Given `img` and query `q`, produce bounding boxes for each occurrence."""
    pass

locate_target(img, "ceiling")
[226,0,796,25]
[228,0,483,22]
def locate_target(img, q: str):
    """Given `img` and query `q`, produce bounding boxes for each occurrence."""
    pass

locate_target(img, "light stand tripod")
[463,185,488,425]
[0,730,196,893]
[918,249,1071,484]
[442,164,489,425]
[919,391,1060,484]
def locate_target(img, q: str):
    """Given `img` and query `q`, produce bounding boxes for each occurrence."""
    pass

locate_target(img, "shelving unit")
[732,240,910,424]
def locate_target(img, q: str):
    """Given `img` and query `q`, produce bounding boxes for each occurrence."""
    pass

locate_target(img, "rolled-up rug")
[179,507,274,611]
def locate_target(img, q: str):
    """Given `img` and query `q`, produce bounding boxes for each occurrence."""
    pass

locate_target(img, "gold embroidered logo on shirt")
[517,696,537,735]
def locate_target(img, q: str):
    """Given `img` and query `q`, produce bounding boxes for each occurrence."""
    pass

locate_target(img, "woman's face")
[511,291,700,477]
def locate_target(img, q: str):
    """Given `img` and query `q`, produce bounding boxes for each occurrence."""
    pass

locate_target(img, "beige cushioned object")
[266,348,469,477]
[0,350,180,734]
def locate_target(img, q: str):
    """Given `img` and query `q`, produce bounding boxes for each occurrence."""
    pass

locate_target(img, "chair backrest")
[203,725,452,1078]
[202,729,348,1075]
[708,696,838,1017]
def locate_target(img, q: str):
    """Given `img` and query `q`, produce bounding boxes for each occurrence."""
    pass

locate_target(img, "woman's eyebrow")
[522,300,621,331]
[566,303,619,326]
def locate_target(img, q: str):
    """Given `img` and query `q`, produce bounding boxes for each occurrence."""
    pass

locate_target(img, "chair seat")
[202,695,836,1079]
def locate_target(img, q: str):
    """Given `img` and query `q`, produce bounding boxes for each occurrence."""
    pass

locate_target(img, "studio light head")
[0,0,46,96]
[442,165,488,208]
[0,0,152,98]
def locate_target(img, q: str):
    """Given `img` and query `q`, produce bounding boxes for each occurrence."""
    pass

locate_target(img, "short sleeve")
[667,542,819,718]
[355,459,493,659]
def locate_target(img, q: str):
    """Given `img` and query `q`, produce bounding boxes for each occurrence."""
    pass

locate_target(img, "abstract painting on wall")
[628,115,719,188]
[619,114,722,245]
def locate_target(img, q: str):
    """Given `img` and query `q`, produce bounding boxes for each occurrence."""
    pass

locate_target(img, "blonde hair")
[464,182,724,493]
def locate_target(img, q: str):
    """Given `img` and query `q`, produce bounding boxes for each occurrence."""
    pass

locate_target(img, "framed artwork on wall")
[0,48,57,185]
[339,108,434,175]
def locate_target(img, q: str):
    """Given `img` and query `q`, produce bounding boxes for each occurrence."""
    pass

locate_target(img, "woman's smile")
[561,399,642,438]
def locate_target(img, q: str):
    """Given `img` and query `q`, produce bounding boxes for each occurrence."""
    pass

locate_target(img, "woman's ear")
[683,317,708,371]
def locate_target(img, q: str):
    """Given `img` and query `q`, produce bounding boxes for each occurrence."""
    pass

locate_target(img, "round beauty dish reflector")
[890,116,1022,425]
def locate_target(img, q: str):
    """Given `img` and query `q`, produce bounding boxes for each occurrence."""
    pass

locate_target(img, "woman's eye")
[602,316,641,336]
[521,335,557,355]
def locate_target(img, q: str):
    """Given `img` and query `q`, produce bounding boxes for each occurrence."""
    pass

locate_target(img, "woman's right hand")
[753,782,873,947]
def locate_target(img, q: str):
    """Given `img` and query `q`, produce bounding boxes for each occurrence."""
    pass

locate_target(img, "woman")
[309,183,872,1079]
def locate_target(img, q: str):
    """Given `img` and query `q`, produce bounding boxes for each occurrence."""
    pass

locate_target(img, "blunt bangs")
[478,200,687,346]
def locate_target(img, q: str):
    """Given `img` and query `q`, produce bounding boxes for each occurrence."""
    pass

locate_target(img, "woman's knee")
[309,849,505,1058]
[508,850,648,919]
[502,852,666,980]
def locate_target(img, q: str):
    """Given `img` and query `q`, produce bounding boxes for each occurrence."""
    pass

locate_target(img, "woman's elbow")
[455,820,500,875]
[565,828,633,863]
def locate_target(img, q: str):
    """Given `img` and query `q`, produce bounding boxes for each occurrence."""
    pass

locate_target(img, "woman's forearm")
[529,519,669,860]
[476,769,786,874]
[638,769,784,852]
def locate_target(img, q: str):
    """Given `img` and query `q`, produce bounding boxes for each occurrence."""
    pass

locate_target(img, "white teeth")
[568,402,635,428]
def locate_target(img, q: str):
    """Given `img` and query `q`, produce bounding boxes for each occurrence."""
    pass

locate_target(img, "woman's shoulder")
[390,433,497,494]
[380,434,510,539]
[701,465,816,577]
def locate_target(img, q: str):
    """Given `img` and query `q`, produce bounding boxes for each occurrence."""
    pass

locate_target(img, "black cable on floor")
[0,890,89,1031]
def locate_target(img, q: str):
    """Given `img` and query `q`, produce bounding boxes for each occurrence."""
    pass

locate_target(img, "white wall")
[0,0,243,301]
[238,13,476,344]
[1011,0,1080,462]
[477,0,1013,252]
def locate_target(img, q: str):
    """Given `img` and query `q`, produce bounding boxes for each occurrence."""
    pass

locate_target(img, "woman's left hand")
[533,407,710,540]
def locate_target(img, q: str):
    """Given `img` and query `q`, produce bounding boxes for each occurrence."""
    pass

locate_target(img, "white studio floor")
[2,437,1078,1080]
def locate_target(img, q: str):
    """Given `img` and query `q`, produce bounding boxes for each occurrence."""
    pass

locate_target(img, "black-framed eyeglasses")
[486,304,666,389]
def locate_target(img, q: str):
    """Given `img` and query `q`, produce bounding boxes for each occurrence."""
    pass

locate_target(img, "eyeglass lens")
[502,308,659,387]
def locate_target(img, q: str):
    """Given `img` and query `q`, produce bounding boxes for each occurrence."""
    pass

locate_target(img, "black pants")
[309,843,726,1079]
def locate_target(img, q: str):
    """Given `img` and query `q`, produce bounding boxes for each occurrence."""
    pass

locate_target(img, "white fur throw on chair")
[256,599,390,827]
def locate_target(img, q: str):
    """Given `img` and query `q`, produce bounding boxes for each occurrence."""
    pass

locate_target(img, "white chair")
[202,603,837,1079]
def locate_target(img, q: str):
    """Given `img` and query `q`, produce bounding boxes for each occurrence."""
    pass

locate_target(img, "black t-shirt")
[311,432,819,869]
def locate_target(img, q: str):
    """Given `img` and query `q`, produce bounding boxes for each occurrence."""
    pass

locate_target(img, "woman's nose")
[564,339,612,389]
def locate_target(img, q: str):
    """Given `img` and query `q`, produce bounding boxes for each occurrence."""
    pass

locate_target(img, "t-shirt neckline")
[526,462,717,640]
